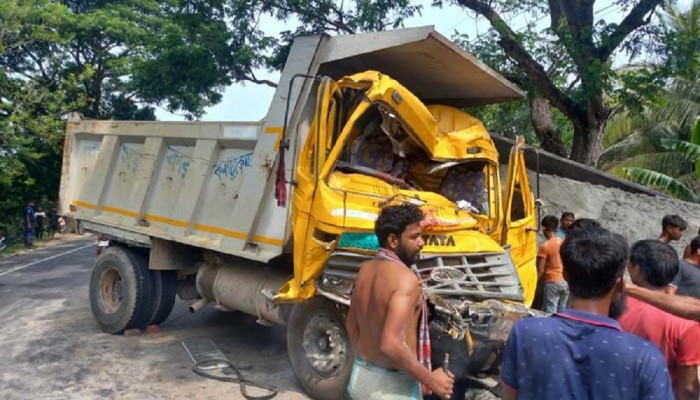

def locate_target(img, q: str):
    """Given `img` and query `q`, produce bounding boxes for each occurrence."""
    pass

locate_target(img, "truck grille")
[319,250,524,302]
[415,253,523,301]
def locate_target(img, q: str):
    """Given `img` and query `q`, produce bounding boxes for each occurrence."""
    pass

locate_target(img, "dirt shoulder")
[0,232,93,259]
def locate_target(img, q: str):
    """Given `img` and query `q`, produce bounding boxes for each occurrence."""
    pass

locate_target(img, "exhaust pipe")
[189,298,210,313]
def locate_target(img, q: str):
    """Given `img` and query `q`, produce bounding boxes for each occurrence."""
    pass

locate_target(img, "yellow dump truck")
[59,27,539,399]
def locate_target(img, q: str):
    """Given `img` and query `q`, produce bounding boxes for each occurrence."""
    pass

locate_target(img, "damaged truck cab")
[281,72,537,305]
[60,27,540,400]
[281,72,539,398]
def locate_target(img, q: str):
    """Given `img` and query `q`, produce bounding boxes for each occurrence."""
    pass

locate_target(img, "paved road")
[0,238,307,399]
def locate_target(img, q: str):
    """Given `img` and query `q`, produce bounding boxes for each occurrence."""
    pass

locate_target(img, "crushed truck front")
[282,71,540,398]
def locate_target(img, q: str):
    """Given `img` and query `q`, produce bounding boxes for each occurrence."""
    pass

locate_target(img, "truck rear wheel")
[287,297,354,400]
[148,270,177,326]
[89,247,154,333]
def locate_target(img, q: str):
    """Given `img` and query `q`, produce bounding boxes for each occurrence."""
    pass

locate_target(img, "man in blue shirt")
[555,211,574,238]
[501,226,673,400]
[22,200,36,248]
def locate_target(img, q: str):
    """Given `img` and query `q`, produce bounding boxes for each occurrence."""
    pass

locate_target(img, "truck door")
[502,136,538,306]
[283,78,343,301]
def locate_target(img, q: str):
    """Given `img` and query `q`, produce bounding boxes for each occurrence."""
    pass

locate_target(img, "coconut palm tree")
[596,1,700,201]
[599,79,700,202]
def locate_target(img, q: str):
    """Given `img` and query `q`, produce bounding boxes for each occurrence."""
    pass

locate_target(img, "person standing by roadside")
[555,212,574,238]
[659,214,687,244]
[346,204,454,399]
[501,227,673,400]
[34,207,46,240]
[537,215,568,313]
[47,206,59,240]
[22,200,36,248]
[658,214,688,294]
[618,240,700,400]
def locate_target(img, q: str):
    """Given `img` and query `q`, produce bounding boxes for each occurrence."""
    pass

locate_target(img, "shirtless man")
[346,204,454,399]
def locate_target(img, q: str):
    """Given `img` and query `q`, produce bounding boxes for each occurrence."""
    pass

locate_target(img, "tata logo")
[422,234,456,247]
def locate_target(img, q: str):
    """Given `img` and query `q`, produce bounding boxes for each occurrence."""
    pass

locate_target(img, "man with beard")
[500,227,672,400]
[346,204,454,399]
[618,240,700,400]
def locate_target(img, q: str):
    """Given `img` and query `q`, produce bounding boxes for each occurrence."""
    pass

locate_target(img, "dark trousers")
[24,227,34,247]
[35,223,44,239]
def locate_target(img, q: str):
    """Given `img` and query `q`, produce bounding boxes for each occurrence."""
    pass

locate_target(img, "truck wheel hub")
[99,268,123,314]
[302,311,348,377]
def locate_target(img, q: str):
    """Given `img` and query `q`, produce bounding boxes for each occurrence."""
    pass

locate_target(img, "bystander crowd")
[618,240,700,400]
[501,226,673,400]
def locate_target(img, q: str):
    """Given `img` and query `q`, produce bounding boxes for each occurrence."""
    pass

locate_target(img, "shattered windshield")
[337,104,492,216]
[437,162,490,215]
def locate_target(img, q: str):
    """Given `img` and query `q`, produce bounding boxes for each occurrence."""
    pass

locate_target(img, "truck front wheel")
[89,247,154,333]
[287,297,354,400]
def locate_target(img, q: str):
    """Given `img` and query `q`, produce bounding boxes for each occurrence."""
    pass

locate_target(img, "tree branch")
[455,0,584,122]
[22,47,50,82]
[597,0,663,61]
[240,75,278,88]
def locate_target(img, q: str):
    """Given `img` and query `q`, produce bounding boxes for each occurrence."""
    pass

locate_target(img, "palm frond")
[676,172,700,191]
[603,111,652,148]
[598,123,680,168]
[659,78,700,134]
[614,152,693,177]
[661,138,700,162]
[623,167,700,202]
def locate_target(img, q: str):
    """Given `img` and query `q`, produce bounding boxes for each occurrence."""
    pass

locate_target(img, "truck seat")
[350,120,395,174]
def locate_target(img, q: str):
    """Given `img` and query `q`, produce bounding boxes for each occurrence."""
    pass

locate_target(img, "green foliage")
[657,0,700,80]
[227,0,423,72]
[453,23,574,151]
[623,167,700,202]
[599,84,700,203]
[0,0,247,237]
[443,0,668,165]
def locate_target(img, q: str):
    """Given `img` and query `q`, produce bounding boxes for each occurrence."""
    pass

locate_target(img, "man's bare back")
[350,258,422,368]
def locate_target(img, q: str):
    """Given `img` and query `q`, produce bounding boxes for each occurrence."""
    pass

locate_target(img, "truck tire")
[89,247,154,333]
[148,270,177,326]
[287,297,354,400]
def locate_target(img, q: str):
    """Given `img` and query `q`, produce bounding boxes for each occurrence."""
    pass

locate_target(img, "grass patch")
[0,242,28,257]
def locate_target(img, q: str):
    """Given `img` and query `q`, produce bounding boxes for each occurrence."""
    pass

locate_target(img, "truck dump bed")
[59,26,524,262]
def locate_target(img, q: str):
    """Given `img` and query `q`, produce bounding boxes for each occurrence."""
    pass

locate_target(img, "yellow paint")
[102,205,139,218]
[71,201,283,247]
[143,213,189,228]
[265,126,284,151]
[276,72,537,306]
[72,200,96,209]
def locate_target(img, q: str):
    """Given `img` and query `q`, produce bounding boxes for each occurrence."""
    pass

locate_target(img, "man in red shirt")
[619,240,700,400]
[537,215,568,313]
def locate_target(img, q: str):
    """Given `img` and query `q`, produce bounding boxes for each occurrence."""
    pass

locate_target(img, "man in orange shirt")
[538,215,568,313]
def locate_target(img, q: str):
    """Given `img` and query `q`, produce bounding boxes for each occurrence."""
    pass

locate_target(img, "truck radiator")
[318,251,524,302]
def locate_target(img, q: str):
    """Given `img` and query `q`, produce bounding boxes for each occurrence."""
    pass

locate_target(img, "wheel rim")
[301,308,349,378]
[99,267,123,314]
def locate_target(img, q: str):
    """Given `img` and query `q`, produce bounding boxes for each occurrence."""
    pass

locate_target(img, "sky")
[155,0,693,122]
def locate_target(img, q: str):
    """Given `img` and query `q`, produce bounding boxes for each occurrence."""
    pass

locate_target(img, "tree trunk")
[529,96,568,158]
[569,97,610,166]
[570,122,605,166]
